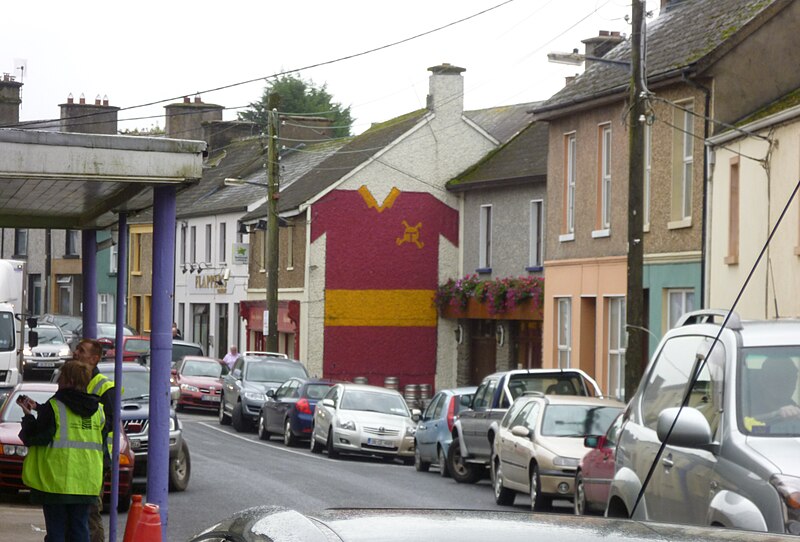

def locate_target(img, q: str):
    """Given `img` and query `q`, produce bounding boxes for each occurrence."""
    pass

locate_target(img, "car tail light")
[296,398,312,415]
[447,396,456,432]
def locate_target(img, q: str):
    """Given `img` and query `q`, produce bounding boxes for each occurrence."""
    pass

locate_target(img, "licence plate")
[38,362,55,368]
[367,438,394,448]
[201,395,220,402]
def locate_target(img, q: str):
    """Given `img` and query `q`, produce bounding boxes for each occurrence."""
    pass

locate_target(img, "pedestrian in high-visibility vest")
[18,360,105,542]
[74,338,116,542]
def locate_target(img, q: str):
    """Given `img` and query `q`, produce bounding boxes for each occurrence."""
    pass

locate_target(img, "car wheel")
[493,457,516,506]
[414,443,430,472]
[168,440,191,492]
[116,488,132,513]
[530,463,550,511]
[218,399,231,426]
[283,419,297,447]
[326,430,339,459]
[232,402,247,433]
[310,426,323,454]
[446,437,481,484]
[574,471,588,515]
[438,446,449,478]
[257,413,271,441]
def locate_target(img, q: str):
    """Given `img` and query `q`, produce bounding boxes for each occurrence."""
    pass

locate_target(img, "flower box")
[440,297,542,321]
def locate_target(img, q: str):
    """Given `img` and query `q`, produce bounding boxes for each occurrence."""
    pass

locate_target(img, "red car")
[170,356,226,412]
[0,382,135,512]
[104,335,151,363]
[573,412,624,515]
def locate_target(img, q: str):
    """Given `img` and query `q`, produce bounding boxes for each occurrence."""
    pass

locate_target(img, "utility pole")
[625,0,646,402]
[265,102,280,352]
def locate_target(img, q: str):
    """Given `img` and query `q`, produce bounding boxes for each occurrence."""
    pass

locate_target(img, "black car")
[219,356,309,433]
[257,378,334,446]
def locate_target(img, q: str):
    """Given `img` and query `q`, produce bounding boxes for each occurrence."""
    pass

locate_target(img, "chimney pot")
[194,95,202,104]
[183,96,191,104]
[600,30,609,36]
[95,95,101,105]
[67,93,74,104]
[79,93,85,105]
[103,95,109,106]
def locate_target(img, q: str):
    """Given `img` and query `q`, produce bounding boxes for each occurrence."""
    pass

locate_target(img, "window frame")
[219,222,226,263]
[599,124,612,231]
[564,133,577,236]
[13,228,27,257]
[726,156,740,265]
[65,229,79,257]
[666,288,695,331]
[205,224,212,264]
[557,297,572,368]
[644,122,652,230]
[607,296,627,401]
[528,199,543,269]
[478,204,492,271]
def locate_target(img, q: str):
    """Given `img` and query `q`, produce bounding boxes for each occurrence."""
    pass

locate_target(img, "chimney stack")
[0,73,23,126]
[426,63,466,121]
[59,92,120,135]
[582,31,625,69]
[164,95,223,141]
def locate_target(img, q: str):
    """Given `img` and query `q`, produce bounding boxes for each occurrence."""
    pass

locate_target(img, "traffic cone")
[123,495,143,542]
[131,503,162,542]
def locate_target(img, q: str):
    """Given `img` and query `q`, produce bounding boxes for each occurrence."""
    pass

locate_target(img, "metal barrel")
[384,376,399,390]
[353,376,369,385]
[403,384,420,409]
[419,383,432,400]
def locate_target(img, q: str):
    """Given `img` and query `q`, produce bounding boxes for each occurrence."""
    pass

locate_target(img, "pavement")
[0,503,47,542]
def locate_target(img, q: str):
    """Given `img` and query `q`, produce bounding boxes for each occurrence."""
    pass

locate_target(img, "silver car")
[608,310,800,535]
[22,324,71,379]
[311,383,420,463]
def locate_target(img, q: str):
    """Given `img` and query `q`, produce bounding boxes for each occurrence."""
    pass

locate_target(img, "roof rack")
[674,309,742,331]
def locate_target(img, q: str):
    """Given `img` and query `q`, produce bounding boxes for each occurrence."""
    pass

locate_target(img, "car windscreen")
[182,360,222,378]
[305,383,333,400]
[101,370,150,401]
[98,323,134,338]
[507,374,586,401]
[124,339,150,353]
[3,390,56,422]
[0,312,16,352]
[340,390,410,416]
[173,344,203,362]
[540,405,622,437]
[245,362,308,383]
[25,326,65,345]
[739,347,800,437]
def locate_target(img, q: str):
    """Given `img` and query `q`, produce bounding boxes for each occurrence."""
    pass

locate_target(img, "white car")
[22,324,71,379]
[311,383,420,463]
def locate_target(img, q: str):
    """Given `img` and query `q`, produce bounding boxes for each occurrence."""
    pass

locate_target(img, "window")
[472,379,497,411]
[528,200,543,269]
[131,233,142,274]
[190,226,197,263]
[110,242,118,274]
[557,298,572,368]
[98,293,115,322]
[479,204,492,270]
[671,101,694,222]
[564,134,577,236]
[666,289,695,330]
[177,303,185,338]
[66,229,79,256]
[205,224,212,263]
[219,223,226,263]
[286,226,294,270]
[599,124,612,230]
[216,303,229,358]
[644,122,652,229]
[726,157,740,265]
[143,295,152,333]
[14,229,27,257]
[608,297,627,400]
[180,225,187,265]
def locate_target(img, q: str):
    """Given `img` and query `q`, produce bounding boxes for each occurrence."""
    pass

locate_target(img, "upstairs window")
[557,297,572,368]
[14,229,27,257]
[66,230,79,256]
[479,204,492,270]
[599,124,612,231]
[528,200,543,269]
[671,101,694,224]
[564,134,577,235]
[726,157,740,265]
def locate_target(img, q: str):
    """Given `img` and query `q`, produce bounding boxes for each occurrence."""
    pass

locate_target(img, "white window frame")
[479,204,492,269]
[98,293,114,322]
[566,134,576,234]
[529,200,543,268]
[286,226,294,270]
[600,124,612,230]
[110,243,118,274]
[190,226,197,263]
[205,224,212,264]
[608,296,627,401]
[557,298,572,368]
[681,105,694,219]
[219,222,226,263]
[666,288,695,330]
[644,122,652,230]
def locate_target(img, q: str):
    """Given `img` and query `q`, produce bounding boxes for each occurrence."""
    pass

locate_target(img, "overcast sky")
[3,0,660,135]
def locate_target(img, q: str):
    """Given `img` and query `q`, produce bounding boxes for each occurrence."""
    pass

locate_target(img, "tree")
[239,74,353,138]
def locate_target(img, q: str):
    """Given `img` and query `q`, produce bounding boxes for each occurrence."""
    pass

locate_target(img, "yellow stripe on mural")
[325,289,437,327]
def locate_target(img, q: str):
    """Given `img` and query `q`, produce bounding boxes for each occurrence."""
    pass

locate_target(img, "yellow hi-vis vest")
[87,373,115,455]
[22,398,105,496]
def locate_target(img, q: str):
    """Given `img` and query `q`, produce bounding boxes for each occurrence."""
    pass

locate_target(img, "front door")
[470,320,496,384]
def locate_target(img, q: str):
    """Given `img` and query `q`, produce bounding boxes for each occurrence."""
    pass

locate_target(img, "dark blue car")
[257,378,334,446]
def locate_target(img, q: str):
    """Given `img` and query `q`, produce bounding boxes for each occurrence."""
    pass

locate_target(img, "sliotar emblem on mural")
[396,221,424,249]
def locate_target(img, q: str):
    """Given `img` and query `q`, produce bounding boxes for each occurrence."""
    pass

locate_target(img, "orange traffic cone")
[131,503,162,542]
[123,495,143,542]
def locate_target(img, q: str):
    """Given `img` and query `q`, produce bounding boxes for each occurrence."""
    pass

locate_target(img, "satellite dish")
[13,58,27,81]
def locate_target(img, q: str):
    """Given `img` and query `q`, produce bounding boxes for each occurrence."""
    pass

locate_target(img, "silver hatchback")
[608,310,800,535]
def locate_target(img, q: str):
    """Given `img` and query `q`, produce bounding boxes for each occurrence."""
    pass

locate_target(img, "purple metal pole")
[149,186,176,536]
[81,230,97,339]
[110,215,128,542]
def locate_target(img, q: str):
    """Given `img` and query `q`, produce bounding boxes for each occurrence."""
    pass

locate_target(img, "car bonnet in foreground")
[189,507,798,542]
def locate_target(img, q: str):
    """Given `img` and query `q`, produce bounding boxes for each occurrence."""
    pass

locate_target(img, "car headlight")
[243,391,266,402]
[405,425,416,437]
[337,419,356,431]
[23,347,31,357]
[169,417,177,431]
[58,346,70,357]
[770,474,800,534]
[180,384,199,393]
[2,444,28,457]
[553,456,580,467]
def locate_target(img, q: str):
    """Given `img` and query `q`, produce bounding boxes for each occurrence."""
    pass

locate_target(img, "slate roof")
[534,0,786,117]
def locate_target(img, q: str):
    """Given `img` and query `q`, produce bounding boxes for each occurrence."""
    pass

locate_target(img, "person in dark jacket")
[18,360,105,542]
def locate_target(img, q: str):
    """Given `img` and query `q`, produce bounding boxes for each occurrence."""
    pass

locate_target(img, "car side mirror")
[170,368,177,376]
[322,398,335,408]
[266,389,275,398]
[584,435,600,448]
[460,395,472,407]
[510,425,530,438]
[657,407,713,449]
[411,408,421,422]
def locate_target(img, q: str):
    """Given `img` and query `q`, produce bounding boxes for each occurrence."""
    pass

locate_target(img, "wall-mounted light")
[496,324,505,346]
[181,264,188,274]
[454,324,464,345]
[237,222,249,235]
[255,220,267,231]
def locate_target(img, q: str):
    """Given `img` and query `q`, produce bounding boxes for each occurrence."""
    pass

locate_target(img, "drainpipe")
[681,71,711,307]
[45,229,52,312]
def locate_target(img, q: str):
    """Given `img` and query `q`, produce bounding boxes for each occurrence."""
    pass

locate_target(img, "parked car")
[37,313,82,348]
[76,321,137,341]
[171,339,205,363]
[492,393,623,510]
[219,356,309,433]
[257,378,334,446]
[310,382,420,463]
[607,309,800,535]
[103,335,151,363]
[243,350,288,359]
[171,356,226,412]
[0,381,135,511]
[188,505,795,542]
[96,361,191,491]
[22,323,71,380]
[414,386,477,476]
[574,412,624,515]
[448,368,602,484]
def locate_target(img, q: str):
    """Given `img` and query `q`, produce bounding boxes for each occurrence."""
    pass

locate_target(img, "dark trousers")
[42,502,91,542]
[88,491,104,542]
